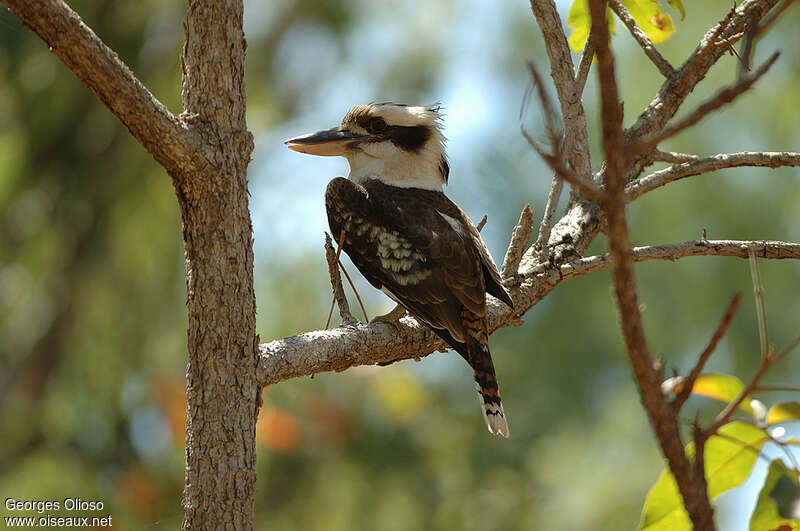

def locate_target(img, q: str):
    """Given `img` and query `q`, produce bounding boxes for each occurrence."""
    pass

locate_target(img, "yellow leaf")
[767,402,800,425]
[566,0,616,52]
[691,374,754,416]
[621,0,676,43]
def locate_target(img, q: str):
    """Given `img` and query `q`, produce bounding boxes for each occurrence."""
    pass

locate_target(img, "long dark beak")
[284,127,364,156]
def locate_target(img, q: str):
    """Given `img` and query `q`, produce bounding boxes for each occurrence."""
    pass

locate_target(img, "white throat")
[345,140,445,192]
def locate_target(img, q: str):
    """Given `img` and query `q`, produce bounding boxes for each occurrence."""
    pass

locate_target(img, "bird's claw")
[370,304,406,330]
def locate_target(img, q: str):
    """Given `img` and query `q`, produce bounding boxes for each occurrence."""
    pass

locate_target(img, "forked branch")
[2,0,200,175]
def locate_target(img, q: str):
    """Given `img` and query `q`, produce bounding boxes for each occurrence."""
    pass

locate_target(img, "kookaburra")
[285,103,514,437]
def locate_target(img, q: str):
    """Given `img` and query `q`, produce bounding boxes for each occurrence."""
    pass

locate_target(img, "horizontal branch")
[651,150,700,164]
[2,0,200,175]
[559,239,800,279]
[626,151,800,200]
[258,236,800,387]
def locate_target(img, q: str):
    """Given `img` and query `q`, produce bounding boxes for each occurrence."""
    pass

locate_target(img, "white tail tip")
[477,388,509,438]
[485,411,510,438]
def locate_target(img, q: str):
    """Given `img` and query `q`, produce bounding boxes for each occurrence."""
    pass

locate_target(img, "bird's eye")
[367,117,387,134]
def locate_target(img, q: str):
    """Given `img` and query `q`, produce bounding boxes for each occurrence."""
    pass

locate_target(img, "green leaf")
[621,0,676,44]
[666,0,686,21]
[705,422,769,499]
[566,0,616,52]
[690,374,754,416]
[767,402,800,426]
[750,459,800,530]
[641,421,769,530]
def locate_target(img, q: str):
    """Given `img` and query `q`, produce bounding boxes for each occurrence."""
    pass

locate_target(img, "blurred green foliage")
[1,1,799,529]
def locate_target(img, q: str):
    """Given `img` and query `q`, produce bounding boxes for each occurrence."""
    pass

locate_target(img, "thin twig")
[651,150,700,164]
[626,151,800,201]
[763,428,800,473]
[775,333,800,363]
[608,0,675,78]
[337,259,369,323]
[324,297,336,330]
[629,52,780,158]
[534,176,564,260]
[705,355,775,437]
[522,130,606,203]
[589,0,650,375]
[674,294,742,411]
[719,34,746,66]
[502,204,534,279]
[698,250,796,440]
[748,248,769,360]
[476,215,488,232]
[324,231,357,328]
[685,5,739,81]
[737,14,758,79]
[527,61,560,141]
[574,25,596,94]
[559,239,800,280]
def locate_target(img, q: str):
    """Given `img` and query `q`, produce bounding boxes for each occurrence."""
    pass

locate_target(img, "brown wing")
[325,177,488,346]
[435,196,513,309]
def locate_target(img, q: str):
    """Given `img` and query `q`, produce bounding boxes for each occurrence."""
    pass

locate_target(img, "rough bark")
[178,0,257,529]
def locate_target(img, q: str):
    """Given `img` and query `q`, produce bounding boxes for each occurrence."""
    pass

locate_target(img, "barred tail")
[469,341,510,438]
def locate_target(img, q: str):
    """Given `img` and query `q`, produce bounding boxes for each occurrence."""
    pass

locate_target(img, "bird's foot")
[370,304,406,330]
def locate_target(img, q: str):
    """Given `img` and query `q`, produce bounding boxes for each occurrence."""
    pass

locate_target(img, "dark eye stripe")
[385,125,430,152]
[356,113,432,153]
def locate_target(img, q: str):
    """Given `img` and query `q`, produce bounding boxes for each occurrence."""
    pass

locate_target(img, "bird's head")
[285,103,449,191]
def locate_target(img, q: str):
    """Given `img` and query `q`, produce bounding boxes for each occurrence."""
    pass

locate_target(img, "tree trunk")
[178,0,258,528]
